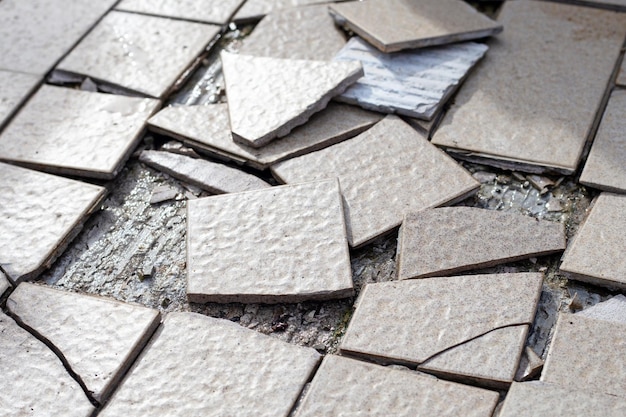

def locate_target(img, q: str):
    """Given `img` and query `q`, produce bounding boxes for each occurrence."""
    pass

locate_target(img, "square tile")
[0,70,40,128]
[116,0,245,24]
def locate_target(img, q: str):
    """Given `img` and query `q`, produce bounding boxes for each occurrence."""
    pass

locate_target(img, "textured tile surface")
[187,180,353,303]
[148,103,381,170]
[329,0,501,53]
[272,115,479,247]
[547,0,626,11]
[577,294,626,325]
[57,11,221,98]
[0,271,10,297]
[397,207,566,279]
[580,90,626,193]
[222,52,363,147]
[239,5,346,61]
[340,273,542,385]
[139,150,270,194]
[560,193,626,288]
[0,163,106,283]
[0,70,40,128]
[541,313,626,397]
[334,37,488,120]
[295,355,499,417]
[233,0,341,21]
[432,1,626,174]
[0,0,116,75]
[100,312,321,417]
[0,85,160,179]
[116,0,244,24]
[618,57,626,86]
[0,311,95,417]
[7,283,160,403]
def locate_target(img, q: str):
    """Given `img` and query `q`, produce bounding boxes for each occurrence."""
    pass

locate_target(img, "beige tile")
[514,347,544,382]
[116,0,244,24]
[576,294,626,325]
[233,0,341,22]
[0,70,40,128]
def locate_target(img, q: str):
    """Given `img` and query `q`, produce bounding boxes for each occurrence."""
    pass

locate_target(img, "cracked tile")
[233,0,344,22]
[99,312,321,417]
[0,70,40,128]
[514,347,544,382]
[272,115,479,247]
[0,163,106,283]
[0,85,160,179]
[222,52,363,147]
[0,270,10,297]
[116,0,245,24]
[56,11,221,98]
[576,294,626,324]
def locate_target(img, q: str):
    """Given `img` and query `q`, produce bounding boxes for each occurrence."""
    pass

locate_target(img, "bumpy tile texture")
[295,355,498,417]
[272,115,479,247]
[560,193,626,288]
[57,11,221,98]
[398,207,566,279]
[0,311,94,417]
[233,0,341,21]
[7,283,161,403]
[222,52,363,147]
[100,312,320,417]
[0,85,160,179]
[187,180,353,303]
[432,1,626,173]
[0,70,40,127]
[116,0,244,24]
[329,0,501,53]
[577,294,626,325]
[0,163,105,283]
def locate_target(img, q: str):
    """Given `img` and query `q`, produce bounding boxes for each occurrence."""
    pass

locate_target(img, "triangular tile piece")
[397,207,566,279]
[116,0,245,25]
[7,283,161,404]
[221,51,363,148]
[577,295,626,325]
[0,70,40,128]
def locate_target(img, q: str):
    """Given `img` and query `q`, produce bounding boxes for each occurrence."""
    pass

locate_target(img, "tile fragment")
[576,294,626,325]
[0,70,40,128]
[116,0,244,24]
[149,184,179,204]
[233,0,343,22]
[514,347,544,382]
[99,312,321,417]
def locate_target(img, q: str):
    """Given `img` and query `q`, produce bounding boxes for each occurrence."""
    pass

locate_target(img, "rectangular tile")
[116,0,245,24]
[0,70,40,129]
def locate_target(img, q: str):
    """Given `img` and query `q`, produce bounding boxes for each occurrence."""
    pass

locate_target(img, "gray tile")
[576,294,626,325]
[0,163,106,283]
[99,312,321,417]
[187,180,353,303]
[0,271,10,297]
[0,311,95,417]
[57,11,221,99]
[295,355,499,417]
[222,52,363,147]
[234,0,343,22]
[560,193,626,288]
[148,102,382,170]
[139,150,271,194]
[0,70,40,128]
[618,57,626,86]
[334,37,488,120]
[397,207,566,279]
[272,115,479,247]
[7,283,161,403]
[329,0,501,53]
[116,0,245,24]
[432,1,626,174]
[580,90,626,193]
[545,0,626,11]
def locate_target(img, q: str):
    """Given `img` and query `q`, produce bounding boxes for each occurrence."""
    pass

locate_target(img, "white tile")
[116,0,244,24]
[0,70,40,128]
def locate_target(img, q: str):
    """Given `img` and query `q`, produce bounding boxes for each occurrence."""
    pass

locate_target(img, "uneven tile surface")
[295,355,499,417]
[116,0,244,24]
[0,311,95,417]
[187,180,353,303]
[222,52,363,147]
[57,11,221,98]
[432,1,626,173]
[0,85,160,179]
[580,90,626,193]
[233,0,340,21]
[397,207,566,279]
[272,115,479,247]
[577,294,626,324]
[100,312,321,417]
[329,0,501,53]
[0,163,106,283]
[0,70,40,128]
[560,193,626,288]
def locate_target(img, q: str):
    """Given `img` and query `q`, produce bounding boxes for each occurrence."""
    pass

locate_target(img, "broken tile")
[187,179,353,303]
[0,311,94,417]
[239,5,346,61]
[334,37,488,120]
[340,273,543,387]
[7,283,161,403]
[148,102,381,170]
[560,193,626,288]
[397,207,566,279]
[56,11,221,99]
[233,0,342,22]
[116,0,244,24]
[0,163,106,283]
[329,0,501,53]
[0,70,40,128]
[576,294,626,325]
[541,313,626,397]
[580,90,626,193]
[99,312,320,417]
[149,184,179,204]
[295,355,499,417]
[618,57,626,86]
[0,0,117,75]
[272,115,479,247]
[0,85,160,179]
[140,150,271,194]
[514,347,544,382]
[0,270,10,297]
[432,1,626,174]
[222,52,363,147]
